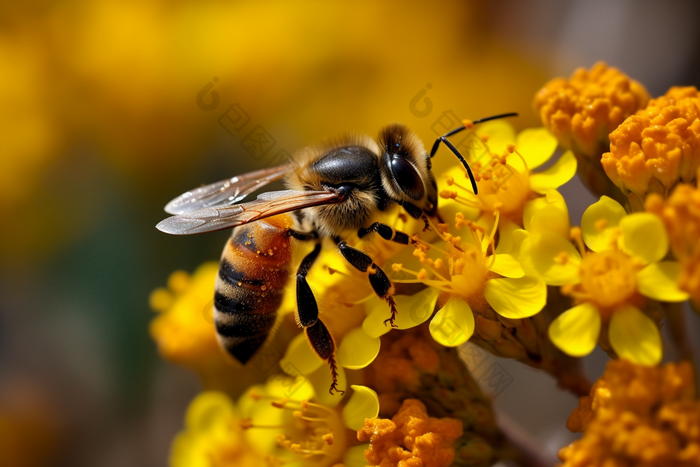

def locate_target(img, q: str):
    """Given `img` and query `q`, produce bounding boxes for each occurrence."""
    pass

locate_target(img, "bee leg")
[401,201,431,231]
[305,318,343,395]
[335,239,398,328]
[296,243,343,395]
[358,223,409,245]
[296,243,322,327]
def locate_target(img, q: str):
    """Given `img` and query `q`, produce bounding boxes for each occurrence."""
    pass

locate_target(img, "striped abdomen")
[213,215,294,364]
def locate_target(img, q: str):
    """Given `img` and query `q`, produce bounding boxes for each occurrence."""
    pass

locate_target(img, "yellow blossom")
[559,359,700,467]
[438,121,576,232]
[646,171,700,308]
[602,86,700,202]
[173,373,379,467]
[534,62,650,158]
[149,263,222,368]
[522,196,689,364]
[358,399,464,467]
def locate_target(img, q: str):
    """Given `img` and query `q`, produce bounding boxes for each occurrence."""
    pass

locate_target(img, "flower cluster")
[152,62,700,467]
[645,173,700,309]
[559,360,700,467]
[602,86,700,203]
[534,62,649,159]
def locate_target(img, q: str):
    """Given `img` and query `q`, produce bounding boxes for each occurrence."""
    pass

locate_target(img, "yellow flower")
[645,173,700,308]
[358,399,464,467]
[149,263,222,368]
[170,391,267,467]
[362,206,546,348]
[438,121,576,232]
[534,62,650,159]
[602,86,700,202]
[559,359,700,467]
[522,196,689,364]
[173,374,380,467]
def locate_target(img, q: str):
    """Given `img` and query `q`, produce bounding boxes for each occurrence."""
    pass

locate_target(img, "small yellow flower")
[645,171,700,308]
[559,359,700,467]
[602,86,700,201]
[173,375,379,467]
[170,391,267,467]
[534,62,650,158]
[363,203,546,348]
[438,121,576,232]
[522,196,689,365]
[149,263,222,368]
[358,399,464,467]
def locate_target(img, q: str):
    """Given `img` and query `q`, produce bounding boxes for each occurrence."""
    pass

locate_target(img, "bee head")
[378,123,436,212]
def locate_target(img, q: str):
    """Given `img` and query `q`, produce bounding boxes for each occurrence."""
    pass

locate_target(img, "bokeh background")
[1,1,699,466]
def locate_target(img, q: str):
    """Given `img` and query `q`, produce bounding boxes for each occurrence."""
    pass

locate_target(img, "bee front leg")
[335,239,398,328]
[295,243,343,395]
[358,222,410,245]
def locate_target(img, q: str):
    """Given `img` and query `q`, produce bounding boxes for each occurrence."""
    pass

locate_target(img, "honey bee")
[157,113,516,394]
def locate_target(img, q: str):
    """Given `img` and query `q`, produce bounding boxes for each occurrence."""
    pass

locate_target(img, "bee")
[157,113,516,394]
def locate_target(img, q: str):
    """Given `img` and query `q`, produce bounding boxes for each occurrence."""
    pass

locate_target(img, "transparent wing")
[156,189,343,235]
[164,164,290,214]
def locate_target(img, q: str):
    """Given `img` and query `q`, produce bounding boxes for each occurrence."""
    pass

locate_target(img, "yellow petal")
[529,150,577,193]
[279,332,324,376]
[362,287,439,338]
[609,305,662,366]
[637,261,690,302]
[343,444,370,467]
[548,303,601,357]
[476,119,516,156]
[523,189,570,238]
[484,276,546,318]
[620,213,669,264]
[495,219,520,256]
[184,391,234,431]
[306,362,347,408]
[490,254,524,278]
[429,298,474,347]
[581,196,626,252]
[515,127,558,170]
[520,231,581,285]
[337,328,381,369]
[264,373,314,402]
[341,385,380,431]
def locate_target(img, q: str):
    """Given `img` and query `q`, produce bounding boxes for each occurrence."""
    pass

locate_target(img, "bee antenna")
[429,112,518,195]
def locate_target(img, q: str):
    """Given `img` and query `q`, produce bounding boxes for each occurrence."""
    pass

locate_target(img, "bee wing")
[156,189,343,235]
[164,164,290,214]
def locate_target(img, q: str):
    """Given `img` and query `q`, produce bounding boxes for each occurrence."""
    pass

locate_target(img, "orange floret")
[534,62,649,158]
[358,399,463,467]
[645,174,700,307]
[559,360,700,467]
[602,86,700,198]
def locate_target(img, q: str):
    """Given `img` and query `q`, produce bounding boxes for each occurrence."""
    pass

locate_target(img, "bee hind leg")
[335,239,398,328]
[304,318,343,395]
[295,243,343,395]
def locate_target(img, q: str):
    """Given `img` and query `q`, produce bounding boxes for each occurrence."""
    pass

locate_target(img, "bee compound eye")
[390,156,425,200]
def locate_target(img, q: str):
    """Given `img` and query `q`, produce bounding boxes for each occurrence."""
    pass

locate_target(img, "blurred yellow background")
[1,1,698,466]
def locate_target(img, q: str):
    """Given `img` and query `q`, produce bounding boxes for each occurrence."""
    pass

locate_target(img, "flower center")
[448,242,487,301]
[579,250,638,308]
